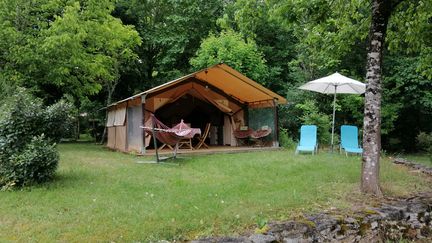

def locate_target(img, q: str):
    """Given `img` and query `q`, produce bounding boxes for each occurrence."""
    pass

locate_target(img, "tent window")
[106,110,116,127]
[114,108,126,126]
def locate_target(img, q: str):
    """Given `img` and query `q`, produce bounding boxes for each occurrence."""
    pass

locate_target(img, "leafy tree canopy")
[190,30,269,84]
[0,0,141,102]
[113,0,224,93]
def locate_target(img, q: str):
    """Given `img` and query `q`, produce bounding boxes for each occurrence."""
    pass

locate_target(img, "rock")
[192,192,432,242]
[376,206,405,220]
[191,237,250,243]
[282,237,311,243]
[370,221,378,230]
[248,234,276,243]
[267,221,311,241]
[344,217,357,224]
[308,213,337,232]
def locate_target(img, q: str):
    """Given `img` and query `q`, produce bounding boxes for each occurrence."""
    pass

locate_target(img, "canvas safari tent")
[106,63,287,154]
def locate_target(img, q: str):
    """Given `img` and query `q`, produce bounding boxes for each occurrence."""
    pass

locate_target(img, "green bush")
[279,128,296,149]
[0,90,74,189]
[0,91,45,155]
[44,100,77,143]
[417,132,432,161]
[0,135,59,189]
[296,100,332,145]
[417,132,432,149]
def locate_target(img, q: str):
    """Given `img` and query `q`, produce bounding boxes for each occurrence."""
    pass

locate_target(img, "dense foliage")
[190,30,269,84]
[0,91,75,189]
[0,0,141,104]
[0,0,430,151]
[417,132,432,161]
[296,100,333,145]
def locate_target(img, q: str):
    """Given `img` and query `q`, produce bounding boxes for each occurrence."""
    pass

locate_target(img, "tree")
[0,0,141,104]
[383,55,432,151]
[43,1,141,104]
[361,0,394,196]
[270,0,431,195]
[113,0,224,95]
[217,0,297,93]
[190,30,269,84]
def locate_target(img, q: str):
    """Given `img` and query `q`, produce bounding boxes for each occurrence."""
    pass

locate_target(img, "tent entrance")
[155,94,224,146]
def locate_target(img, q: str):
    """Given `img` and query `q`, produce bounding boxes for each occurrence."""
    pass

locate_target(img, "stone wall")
[192,192,432,243]
[192,159,432,243]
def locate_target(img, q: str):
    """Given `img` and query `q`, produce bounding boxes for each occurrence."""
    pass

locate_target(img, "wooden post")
[141,94,146,155]
[173,143,178,159]
[273,99,279,147]
[151,121,159,163]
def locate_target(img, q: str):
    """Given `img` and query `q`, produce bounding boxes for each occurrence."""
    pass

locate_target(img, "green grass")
[400,153,432,167]
[0,144,430,242]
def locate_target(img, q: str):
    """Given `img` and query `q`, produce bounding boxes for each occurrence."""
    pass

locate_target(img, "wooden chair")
[178,138,193,150]
[194,123,211,149]
[177,122,193,150]
[158,143,173,151]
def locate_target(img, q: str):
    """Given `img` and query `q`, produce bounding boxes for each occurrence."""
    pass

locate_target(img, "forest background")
[0,0,431,152]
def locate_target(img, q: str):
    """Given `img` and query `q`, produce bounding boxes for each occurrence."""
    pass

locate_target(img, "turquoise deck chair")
[296,125,318,155]
[340,125,363,156]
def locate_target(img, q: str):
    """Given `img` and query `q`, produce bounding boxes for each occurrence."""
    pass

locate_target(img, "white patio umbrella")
[299,72,366,151]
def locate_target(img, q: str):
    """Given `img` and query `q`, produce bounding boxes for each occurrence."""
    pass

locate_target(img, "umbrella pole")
[331,87,337,152]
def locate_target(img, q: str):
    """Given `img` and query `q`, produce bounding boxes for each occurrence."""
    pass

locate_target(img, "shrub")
[417,132,432,161]
[0,135,59,189]
[279,128,296,149]
[0,90,74,189]
[296,100,332,145]
[417,132,432,150]
[44,100,77,143]
[0,91,45,155]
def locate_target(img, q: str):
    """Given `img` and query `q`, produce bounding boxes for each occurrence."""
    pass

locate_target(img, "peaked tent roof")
[108,63,287,108]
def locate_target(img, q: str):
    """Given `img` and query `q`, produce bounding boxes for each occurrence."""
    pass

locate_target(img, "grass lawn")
[400,153,432,167]
[0,143,430,242]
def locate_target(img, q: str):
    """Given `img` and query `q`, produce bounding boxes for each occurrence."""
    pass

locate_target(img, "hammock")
[233,127,272,139]
[142,114,201,146]
[251,127,272,139]
[233,128,254,139]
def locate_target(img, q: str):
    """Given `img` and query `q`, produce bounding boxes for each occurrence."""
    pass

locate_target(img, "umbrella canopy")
[299,72,366,151]
[299,72,366,94]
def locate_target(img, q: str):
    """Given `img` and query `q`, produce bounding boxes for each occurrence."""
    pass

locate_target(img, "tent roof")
[108,63,287,108]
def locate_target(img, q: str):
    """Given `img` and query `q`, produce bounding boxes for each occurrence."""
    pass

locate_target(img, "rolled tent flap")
[114,107,126,126]
[106,110,116,127]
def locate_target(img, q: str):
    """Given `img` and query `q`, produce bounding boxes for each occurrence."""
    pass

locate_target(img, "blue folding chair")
[340,125,363,156]
[296,125,318,155]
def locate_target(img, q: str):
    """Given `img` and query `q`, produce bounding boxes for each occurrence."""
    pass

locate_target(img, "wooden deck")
[142,146,281,157]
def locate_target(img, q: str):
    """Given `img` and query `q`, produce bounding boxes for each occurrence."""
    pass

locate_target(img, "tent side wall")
[248,105,278,147]
[106,103,128,152]
[126,98,143,153]
[106,109,116,149]
[107,127,116,148]
[115,126,127,151]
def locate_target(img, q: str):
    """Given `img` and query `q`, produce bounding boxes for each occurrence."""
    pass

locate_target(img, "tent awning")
[108,63,287,108]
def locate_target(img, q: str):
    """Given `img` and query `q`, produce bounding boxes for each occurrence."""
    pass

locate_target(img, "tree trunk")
[99,84,115,144]
[361,0,393,196]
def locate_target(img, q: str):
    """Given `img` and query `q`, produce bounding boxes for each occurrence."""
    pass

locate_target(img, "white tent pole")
[331,85,337,152]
